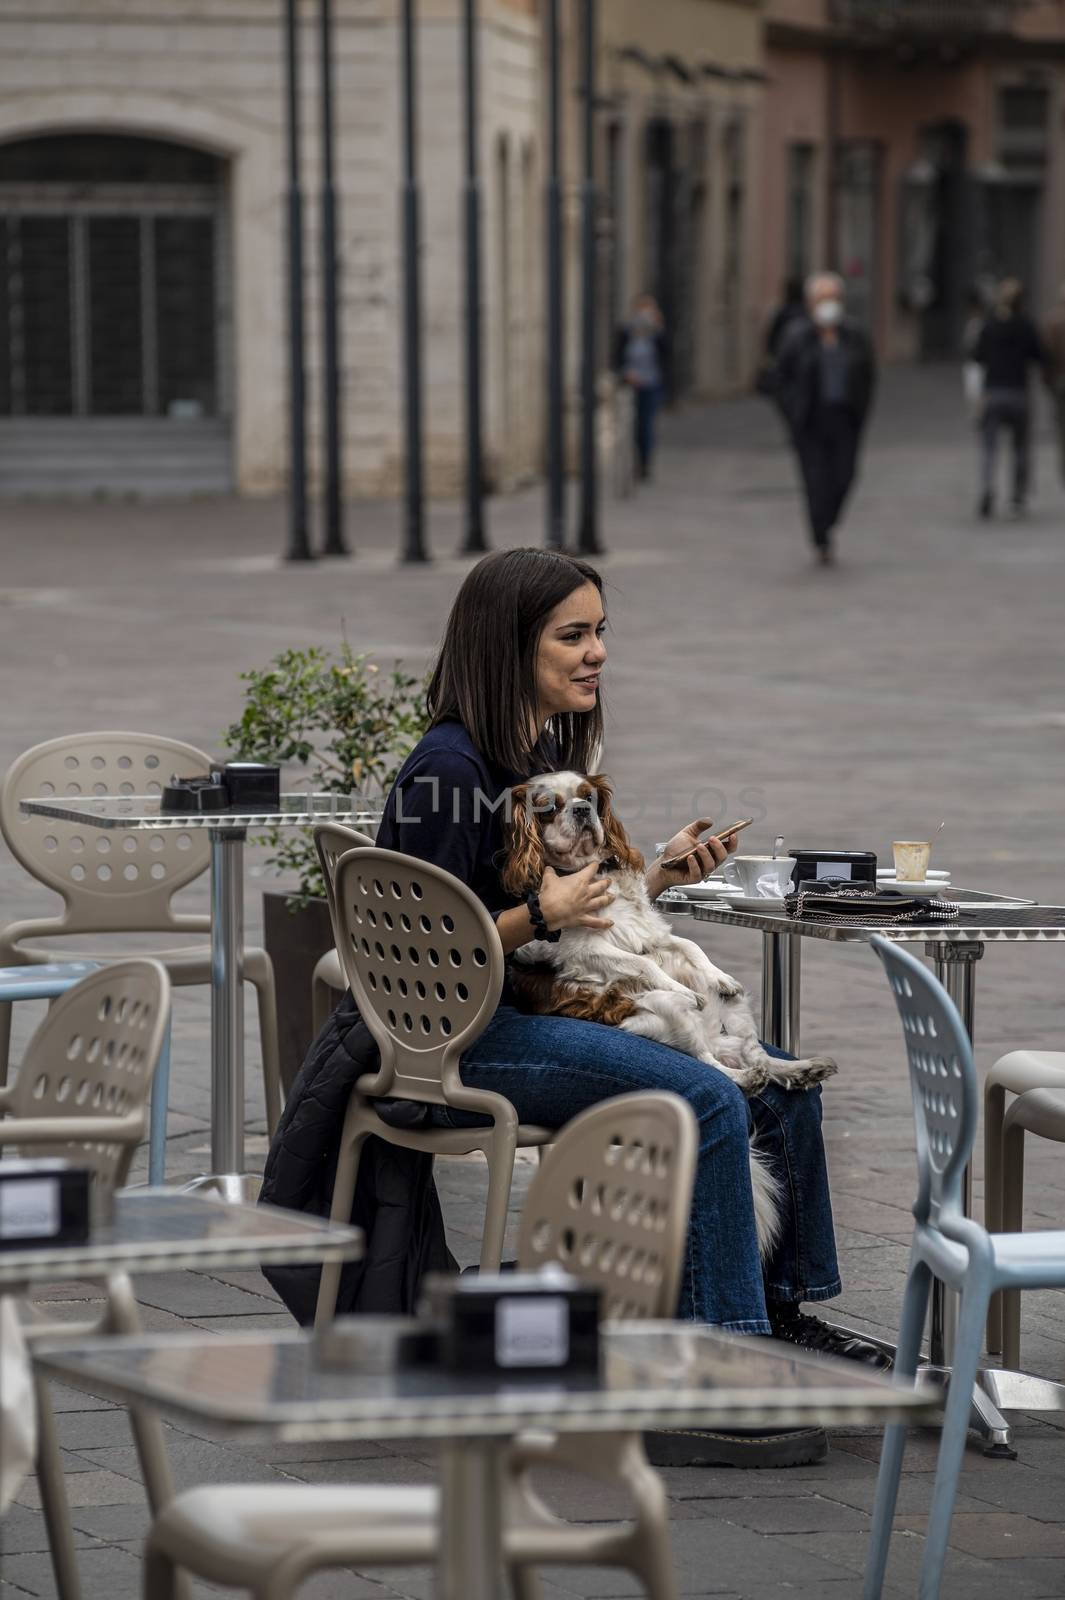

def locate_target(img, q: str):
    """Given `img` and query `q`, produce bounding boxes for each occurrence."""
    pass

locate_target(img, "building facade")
[760,0,1065,359]
[0,0,765,499]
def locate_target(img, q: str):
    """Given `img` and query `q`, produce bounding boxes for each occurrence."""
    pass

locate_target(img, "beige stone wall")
[0,0,769,495]
[602,0,766,396]
[0,0,397,495]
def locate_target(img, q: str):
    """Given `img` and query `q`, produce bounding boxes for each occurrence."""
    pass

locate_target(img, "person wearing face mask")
[614,292,669,481]
[775,272,877,565]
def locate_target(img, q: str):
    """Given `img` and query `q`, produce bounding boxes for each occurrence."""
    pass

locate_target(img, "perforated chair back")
[870,935,978,1227]
[332,846,504,1104]
[517,1091,698,1319]
[1,733,212,934]
[2,960,170,1188]
[313,823,377,934]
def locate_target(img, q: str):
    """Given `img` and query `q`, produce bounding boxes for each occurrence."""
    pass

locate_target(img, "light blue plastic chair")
[865,935,1065,1600]
[0,962,171,1184]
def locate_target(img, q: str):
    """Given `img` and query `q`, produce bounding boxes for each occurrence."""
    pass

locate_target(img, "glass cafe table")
[680,893,1065,1453]
[1,1188,363,1600]
[18,792,380,1200]
[36,1319,937,1600]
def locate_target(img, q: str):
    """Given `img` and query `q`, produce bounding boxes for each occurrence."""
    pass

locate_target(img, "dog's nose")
[571,798,592,816]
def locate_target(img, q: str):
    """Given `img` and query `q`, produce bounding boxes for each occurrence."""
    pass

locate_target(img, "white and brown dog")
[502,771,838,1256]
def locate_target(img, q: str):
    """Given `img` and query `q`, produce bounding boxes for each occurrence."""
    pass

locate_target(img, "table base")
[978,1367,1065,1424]
[819,1319,1065,1457]
[182,1172,262,1205]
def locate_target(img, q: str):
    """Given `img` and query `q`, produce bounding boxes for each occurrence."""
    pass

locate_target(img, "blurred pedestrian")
[974,277,1047,519]
[776,272,876,566]
[961,284,988,422]
[614,293,667,482]
[755,277,806,405]
[766,276,807,363]
[1044,280,1065,487]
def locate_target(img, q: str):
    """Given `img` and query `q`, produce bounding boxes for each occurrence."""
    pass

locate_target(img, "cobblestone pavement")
[2,366,1065,1597]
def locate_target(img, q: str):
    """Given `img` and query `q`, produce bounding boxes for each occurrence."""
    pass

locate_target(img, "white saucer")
[669,880,735,901]
[878,869,950,882]
[715,891,791,913]
[886,880,951,898]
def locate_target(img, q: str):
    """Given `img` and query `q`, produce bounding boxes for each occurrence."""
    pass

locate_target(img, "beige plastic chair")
[315,845,554,1318]
[1,960,176,1600]
[144,1090,698,1600]
[985,1050,1065,1364]
[0,958,170,1185]
[0,732,282,1134]
[310,822,376,1035]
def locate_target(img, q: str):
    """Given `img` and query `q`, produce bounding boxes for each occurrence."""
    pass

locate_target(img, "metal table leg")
[761,929,801,1056]
[927,940,983,1367]
[437,1439,504,1600]
[185,828,257,1202]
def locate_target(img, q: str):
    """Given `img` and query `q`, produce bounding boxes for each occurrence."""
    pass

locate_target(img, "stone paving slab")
[3,369,1065,1597]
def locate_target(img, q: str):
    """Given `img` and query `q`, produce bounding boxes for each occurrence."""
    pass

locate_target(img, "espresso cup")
[892,840,931,882]
[720,855,796,898]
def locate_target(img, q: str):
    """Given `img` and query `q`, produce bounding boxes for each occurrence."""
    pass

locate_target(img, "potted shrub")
[223,643,428,1094]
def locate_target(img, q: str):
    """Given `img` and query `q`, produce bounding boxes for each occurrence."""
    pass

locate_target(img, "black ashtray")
[421,1269,601,1377]
[220,762,281,813]
[161,775,229,814]
[789,849,877,892]
[0,1158,91,1250]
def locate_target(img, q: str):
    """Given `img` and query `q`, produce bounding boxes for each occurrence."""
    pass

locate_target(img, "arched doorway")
[0,132,232,493]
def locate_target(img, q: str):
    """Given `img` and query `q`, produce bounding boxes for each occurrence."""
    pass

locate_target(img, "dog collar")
[551,855,620,878]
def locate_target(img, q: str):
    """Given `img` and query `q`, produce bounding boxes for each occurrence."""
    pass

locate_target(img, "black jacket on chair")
[258,989,456,1324]
[776,317,876,436]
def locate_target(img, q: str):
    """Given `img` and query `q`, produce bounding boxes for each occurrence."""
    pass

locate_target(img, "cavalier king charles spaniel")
[501,770,838,1257]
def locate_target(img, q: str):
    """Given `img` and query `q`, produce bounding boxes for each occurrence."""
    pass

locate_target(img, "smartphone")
[660,819,753,868]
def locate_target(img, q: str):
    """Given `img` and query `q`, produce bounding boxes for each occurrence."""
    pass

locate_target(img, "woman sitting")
[374,547,887,1466]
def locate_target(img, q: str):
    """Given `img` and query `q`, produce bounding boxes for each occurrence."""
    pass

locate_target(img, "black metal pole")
[400,0,428,562]
[319,0,348,555]
[576,0,602,555]
[459,0,488,553]
[544,0,565,550]
[284,0,313,560]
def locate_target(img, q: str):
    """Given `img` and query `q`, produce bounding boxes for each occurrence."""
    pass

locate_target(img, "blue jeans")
[437,1007,841,1334]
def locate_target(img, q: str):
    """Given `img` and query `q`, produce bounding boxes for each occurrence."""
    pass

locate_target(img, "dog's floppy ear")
[588,774,644,871]
[501,782,546,895]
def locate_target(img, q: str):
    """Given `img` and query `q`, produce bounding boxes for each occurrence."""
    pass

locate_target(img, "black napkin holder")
[219,762,281,813]
[421,1270,601,1377]
[788,849,877,892]
[161,775,228,814]
[0,1159,91,1251]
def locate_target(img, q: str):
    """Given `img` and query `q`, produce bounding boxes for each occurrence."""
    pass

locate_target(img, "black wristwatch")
[526,888,561,943]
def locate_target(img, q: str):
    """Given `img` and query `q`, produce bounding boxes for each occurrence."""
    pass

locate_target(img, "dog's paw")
[711,974,745,1000]
[775,1056,838,1089]
[735,1062,772,1095]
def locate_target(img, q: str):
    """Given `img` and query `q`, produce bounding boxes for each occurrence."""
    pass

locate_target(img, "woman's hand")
[537,862,614,933]
[645,819,738,902]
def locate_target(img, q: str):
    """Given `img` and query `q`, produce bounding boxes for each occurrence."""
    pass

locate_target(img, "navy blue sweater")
[376,719,558,948]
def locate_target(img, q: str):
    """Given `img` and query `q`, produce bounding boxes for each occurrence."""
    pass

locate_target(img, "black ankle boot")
[768,1301,893,1371]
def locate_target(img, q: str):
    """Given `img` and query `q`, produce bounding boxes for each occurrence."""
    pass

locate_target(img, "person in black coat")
[975,277,1049,519]
[775,273,876,566]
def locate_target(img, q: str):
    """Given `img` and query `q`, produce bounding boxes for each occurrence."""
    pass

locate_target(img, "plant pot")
[263,890,339,1099]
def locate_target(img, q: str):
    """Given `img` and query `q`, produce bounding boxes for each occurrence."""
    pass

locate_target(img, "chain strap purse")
[784,882,960,927]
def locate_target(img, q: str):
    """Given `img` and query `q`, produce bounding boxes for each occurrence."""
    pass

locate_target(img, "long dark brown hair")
[426,548,605,775]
